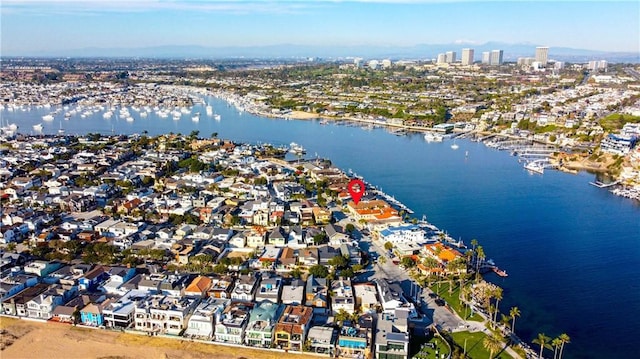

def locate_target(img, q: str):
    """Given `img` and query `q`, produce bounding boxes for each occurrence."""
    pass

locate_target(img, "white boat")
[192,112,200,122]
[103,111,113,119]
[524,161,544,174]
[125,116,134,122]
[213,114,221,121]
[33,123,43,132]
[451,141,459,150]
[289,142,306,154]
[424,132,443,142]
[206,105,213,116]
[140,111,148,118]
[42,114,54,121]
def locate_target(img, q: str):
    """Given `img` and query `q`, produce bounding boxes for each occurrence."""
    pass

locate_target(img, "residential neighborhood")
[0,133,488,358]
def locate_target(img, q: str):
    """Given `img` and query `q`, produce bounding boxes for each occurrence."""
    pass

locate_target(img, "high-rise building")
[535,47,549,66]
[489,50,503,66]
[599,60,608,71]
[481,51,491,64]
[445,51,456,63]
[436,53,446,64]
[461,48,474,65]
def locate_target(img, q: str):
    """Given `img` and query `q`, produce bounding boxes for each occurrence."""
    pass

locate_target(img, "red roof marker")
[347,178,365,205]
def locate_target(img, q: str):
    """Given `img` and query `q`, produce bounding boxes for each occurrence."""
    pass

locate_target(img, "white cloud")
[1,0,321,15]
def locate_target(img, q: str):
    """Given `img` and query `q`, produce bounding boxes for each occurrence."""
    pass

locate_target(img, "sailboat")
[451,139,459,150]
[58,120,65,134]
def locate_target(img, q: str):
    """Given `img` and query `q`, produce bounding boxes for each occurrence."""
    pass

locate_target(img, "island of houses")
[1,134,479,358]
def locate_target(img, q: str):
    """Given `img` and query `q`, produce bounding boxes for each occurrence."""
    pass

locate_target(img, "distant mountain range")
[7,42,639,63]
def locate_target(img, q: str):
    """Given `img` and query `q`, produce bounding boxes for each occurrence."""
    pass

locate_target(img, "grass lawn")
[430,282,483,322]
[411,333,450,359]
[450,331,513,359]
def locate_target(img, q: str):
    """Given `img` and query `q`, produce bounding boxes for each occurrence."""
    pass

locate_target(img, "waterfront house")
[215,301,254,344]
[379,224,426,245]
[336,314,374,359]
[133,294,198,336]
[375,309,410,359]
[244,301,283,348]
[53,294,97,324]
[1,283,49,317]
[331,277,356,314]
[274,305,314,352]
[80,299,112,327]
[184,297,229,340]
[102,289,149,329]
[307,326,337,356]
[422,242,463,265]
[231,273,259,302]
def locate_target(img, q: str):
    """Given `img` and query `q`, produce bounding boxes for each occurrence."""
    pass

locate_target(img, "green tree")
[290,267,303,279]
[510,306,521,335]
[313,233,327,245]
[533,333,552,359]
[483,335,503,359]
[213,263,228,274]
[558,333,571,359]
[308,264,329,278]
[345,223,355,233]
[552,337,562,359]
[384,241,393,251]
[328,255,348,269]
[400,256,416,268]
[334,309,350,323]
[492,286,503,329]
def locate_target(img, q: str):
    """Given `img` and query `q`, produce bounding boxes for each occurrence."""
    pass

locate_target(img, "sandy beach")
[0,317,318,359]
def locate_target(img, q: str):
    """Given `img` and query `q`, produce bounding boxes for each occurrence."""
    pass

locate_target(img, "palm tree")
[558,333,571,359]
[533,333,552,359]
[475,245,485,281]
[509,306,521,335]
[492,286,503,328]
[552,337,562,359]
[500,313,511,329]
[483,335,503,359]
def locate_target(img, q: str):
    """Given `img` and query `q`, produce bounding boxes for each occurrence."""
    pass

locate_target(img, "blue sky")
[1,1,639,55]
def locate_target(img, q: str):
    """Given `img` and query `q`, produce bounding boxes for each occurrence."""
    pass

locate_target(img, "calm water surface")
[3,97,639,358]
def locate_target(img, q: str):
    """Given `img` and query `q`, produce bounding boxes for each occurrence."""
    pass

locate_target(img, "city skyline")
[1,0,639,56]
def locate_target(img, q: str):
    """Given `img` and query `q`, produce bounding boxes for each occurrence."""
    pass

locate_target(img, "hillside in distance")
[9,42,640,63]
